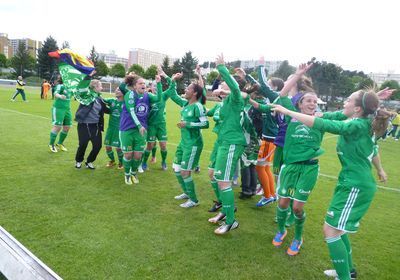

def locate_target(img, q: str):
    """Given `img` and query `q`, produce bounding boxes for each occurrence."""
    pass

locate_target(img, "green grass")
[1,86,399,279]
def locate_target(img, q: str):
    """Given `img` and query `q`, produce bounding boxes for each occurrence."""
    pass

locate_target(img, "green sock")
[183,176,198,203]
[175,172,186,193]
[142,149,151,164]
[276,206,289,233]
[220,187,235,225]
[286,200,295,225]
[211,180,221,202]
[49,132,58,145]
[341,234,354,271]
[123,157,132,175]
[106,150,115,161]
[57,131,68,144]
[117,150,123,164]
[152,146,157,157]
[326,236,350,280]
[294,211,306,241]
[131,158,141,173]
[161,149,167,163]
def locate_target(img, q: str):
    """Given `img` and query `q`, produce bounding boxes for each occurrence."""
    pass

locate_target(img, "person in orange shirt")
[42,80,51,99]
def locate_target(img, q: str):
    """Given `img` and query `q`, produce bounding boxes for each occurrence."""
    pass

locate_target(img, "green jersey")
[313,117,378,188]
[53,84,71,109]
[104,98,123,128]
[207,102,222,134]
[148,77,173,125]
[169,87,209,148]
[216,64,246,146]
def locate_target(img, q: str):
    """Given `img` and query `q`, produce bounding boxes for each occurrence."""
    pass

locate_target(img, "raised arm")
[279,63,313,97]
[168,73,188,107]
[257,57,279,101]
[216,53,241,102]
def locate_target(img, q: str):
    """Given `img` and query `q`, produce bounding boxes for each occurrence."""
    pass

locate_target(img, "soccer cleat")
[179,199,199,208]
[150,156,157,163]
[174,193,189,200]
[161,162,167,171]
[117,163,124,170]
[214,220,239,235]
[10,99,15,102]
[106,160,116,167]
[256,196,275,207]
[208,200,222,212]
[287,238,303,256]
[138,165,144,173]
[194,166,201,173]
[124,175,132,185]
[131,173,139,184]
[49,144,58,153]
[56,143,67,151]
[272,230,287,247]
[208,212,226,224]
[85,162,95,170]
[141,163,148,171]
[324,269,357,279]
[75,162,82,169]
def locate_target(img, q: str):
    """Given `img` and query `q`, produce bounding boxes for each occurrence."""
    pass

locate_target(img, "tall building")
[98,51,128,69]
[369,72,400,86]
[10,38,42,58]
[240,60,283,74]
[128,48,170,69]
[0,33,12,58]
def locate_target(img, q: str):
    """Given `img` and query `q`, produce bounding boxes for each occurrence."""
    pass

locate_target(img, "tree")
[272,60,295,80]
[95,60,109,77]
[88,46,99,66]
[144,65,158,79]
[37,36,59,80]
[0,53,7,68]
[128,64,144,76]
[206,70,219,85]
[9,42,36,76]
[380,80,400,100]
[61,41,70,49]
[180,51,198,87]
[110,63,126,78]
[161,56,173,77]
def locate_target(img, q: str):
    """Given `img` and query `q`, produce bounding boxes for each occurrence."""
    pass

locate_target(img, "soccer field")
[1,86,399,279]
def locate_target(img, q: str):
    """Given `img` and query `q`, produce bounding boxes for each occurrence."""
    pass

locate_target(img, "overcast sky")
[1,0,399,73]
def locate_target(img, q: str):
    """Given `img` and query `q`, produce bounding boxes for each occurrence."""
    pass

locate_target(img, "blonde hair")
[89,79,101,90]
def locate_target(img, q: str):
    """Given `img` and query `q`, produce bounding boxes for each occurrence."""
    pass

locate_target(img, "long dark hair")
[192,83,206,105]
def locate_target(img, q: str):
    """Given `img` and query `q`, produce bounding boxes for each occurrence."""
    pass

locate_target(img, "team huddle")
[46,53,394,280]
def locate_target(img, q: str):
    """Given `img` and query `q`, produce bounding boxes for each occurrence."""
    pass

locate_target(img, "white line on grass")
[2,107,399,193]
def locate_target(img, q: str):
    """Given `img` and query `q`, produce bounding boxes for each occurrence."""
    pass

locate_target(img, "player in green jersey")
[103,87,124,169]
[273,85,393,279]
[141,66,173,171]
[168,71,209,208]
[207,54,247,235]
[48,75,71,153]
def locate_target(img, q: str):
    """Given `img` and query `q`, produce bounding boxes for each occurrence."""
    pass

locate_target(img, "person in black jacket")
[74,79,110,169]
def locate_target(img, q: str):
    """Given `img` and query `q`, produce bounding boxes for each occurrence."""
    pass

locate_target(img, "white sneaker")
[85,162,95,169]
[324,270,338,278]
[208,212,226,224]
[131,174,139,184]
[125,175,132,185]
[174,193,189,200]
[75,162,82,169]
[214,220,239,235]
[179,199,199,208]
[138,165,144,173]
[256,185,264,196]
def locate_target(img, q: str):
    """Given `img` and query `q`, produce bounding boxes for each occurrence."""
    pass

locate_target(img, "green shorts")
[208,141,219,169]
[278,161,319,202]
[325,183,376,233]
[52,107,72,126]
[147,122,168,142]
[273,145,284,176]
[119,128,146,153]
[173,143,203,171]
[104,126,121,148]
[213,144,245,182]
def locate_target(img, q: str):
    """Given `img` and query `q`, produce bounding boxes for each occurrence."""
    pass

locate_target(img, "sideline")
[1,107,399,193]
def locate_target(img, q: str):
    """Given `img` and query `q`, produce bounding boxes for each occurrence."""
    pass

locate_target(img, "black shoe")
[239,192,253,200]
[208,201,222,212]
[350,269,357,279]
